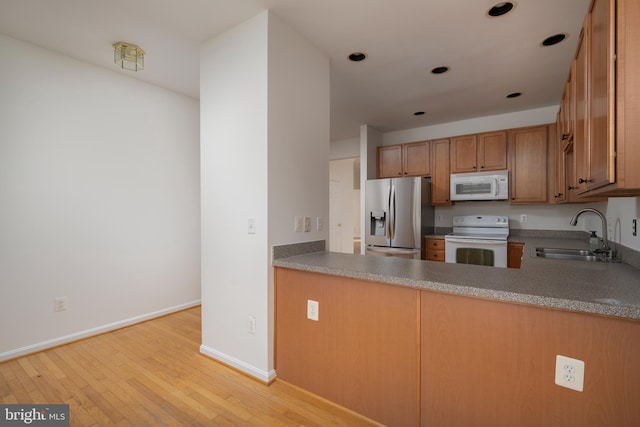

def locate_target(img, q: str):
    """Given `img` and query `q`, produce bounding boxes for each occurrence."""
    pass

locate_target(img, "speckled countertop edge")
[273,238,640,320]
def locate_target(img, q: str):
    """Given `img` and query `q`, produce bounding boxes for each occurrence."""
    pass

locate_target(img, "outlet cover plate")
[555,355,585,392]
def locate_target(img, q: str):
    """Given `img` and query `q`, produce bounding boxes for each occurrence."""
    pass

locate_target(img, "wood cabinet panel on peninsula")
[377,140,430,178]
[275,267,640,427]
[275,268,419,427]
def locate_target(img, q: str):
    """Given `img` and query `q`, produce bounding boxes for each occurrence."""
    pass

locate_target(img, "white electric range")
[444,215,510,268]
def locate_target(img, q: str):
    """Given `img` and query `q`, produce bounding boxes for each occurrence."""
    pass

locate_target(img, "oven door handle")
[445,238,507,245]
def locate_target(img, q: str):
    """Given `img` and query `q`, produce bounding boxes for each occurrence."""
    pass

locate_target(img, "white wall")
[606,197,640,251]
[200,11,329,381]
[330,137,359,160]
[0,35,201,360]
[383,106,559,145]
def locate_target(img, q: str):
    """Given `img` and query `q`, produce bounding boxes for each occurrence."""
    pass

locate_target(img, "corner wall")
[0,34,201,359]
[200,11,329,380]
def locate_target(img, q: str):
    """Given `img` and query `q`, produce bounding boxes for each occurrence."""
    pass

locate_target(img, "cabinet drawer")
[426,249,445,262]
[425,238,445,250]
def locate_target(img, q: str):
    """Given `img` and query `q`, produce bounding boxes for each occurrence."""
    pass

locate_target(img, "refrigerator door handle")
[389,184,396,240]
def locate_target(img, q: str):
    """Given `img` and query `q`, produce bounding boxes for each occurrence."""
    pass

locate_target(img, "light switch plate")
[307,300,319,321]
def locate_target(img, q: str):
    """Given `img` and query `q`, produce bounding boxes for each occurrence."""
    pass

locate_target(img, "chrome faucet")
[569,208,612,260]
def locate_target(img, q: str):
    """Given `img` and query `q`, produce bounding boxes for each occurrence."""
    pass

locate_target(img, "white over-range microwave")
[450,170,509,201]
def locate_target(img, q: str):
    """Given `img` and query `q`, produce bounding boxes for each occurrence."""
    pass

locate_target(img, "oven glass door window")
[455,248,495,266]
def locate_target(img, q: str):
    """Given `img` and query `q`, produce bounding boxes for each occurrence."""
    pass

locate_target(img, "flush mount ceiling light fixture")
[488,2,515,17]
[113,42,145,72]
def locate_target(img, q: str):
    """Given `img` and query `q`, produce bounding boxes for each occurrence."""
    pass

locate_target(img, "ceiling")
[0,0,591,141]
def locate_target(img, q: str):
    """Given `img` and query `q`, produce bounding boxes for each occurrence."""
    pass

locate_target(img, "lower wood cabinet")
[425,237,445,262]
[275,267,640,427]
[507,241,524,269]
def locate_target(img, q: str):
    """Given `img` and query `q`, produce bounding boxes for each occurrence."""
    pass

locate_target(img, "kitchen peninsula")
[273,238,640,427]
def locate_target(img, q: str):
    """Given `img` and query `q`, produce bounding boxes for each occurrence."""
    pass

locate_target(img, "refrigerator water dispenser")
[370,211,386,236]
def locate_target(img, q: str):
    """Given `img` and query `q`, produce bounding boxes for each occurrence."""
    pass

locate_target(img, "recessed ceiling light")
[348,52,367,62]
[488,2,514,17]
[414,111,426,116]
[506,92,522,98]
[542,33,567,46]
[431,66,450,74]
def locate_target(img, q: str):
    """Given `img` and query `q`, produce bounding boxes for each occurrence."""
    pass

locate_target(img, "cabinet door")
[431,139,451,205]
[478,131,507,171]
[404,140,431,176]
[574,23,590,193]
[559,64,575,145]
[377,145,403,178]
[450,135,478,173]
[587,0,615,190]
[508,126,548,204]
[552,112,567,203]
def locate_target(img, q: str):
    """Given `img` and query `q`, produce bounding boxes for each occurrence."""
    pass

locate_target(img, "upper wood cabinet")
[508,125,549,204]
[450,131,507,173]
[572,0,640,196]
[558,63,576,146]
[431,139,451,205]
[377,140,430,178]
[377,145,403,178]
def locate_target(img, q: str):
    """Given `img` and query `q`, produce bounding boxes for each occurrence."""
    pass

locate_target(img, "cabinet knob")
[562,133,569,140]
[578,178,590,184]
[480,165,485,169]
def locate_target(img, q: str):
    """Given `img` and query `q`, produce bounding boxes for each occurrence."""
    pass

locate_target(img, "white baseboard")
[199,344,276,383]
[0,300,201,362]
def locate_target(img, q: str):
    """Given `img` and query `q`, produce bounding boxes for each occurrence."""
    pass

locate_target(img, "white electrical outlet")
[54,296,68,312]
[307,300,319,321]
[248,218,256,234]
[555,355,585,392]
[303,216,311,232]
[248,316,256,334]
[316,217,323,231]
[294,216,304,232]
[520,214,528,223]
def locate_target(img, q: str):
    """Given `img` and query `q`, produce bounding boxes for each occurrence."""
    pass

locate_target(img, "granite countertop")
[273,237,640,320]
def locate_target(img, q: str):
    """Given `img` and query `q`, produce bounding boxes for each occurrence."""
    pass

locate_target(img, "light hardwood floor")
[0,307,380,426]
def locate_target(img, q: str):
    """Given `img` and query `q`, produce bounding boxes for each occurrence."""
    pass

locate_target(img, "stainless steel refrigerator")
[365,177,434,259]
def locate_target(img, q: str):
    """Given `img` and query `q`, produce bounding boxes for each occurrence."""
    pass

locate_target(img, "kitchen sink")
[532,247,604,262]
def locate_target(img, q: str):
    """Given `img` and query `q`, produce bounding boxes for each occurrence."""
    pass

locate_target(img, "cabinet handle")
[562,133,569,140]
[578,178,590,184]
[480,165,485,169]
[568,186,576,190]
